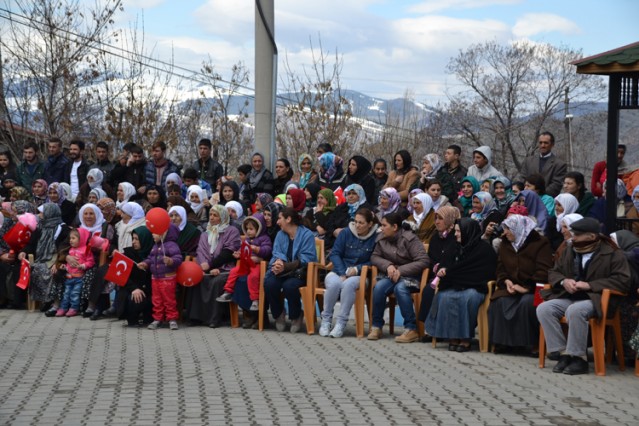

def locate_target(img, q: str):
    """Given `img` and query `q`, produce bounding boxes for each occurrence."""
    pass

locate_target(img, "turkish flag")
[238,240,255,275]
[104,251,134,287]
[3,222,33,252]
[333,186,346,205]
[16,258,30,290]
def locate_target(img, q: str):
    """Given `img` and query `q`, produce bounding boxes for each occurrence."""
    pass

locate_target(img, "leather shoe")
[90,310,102,321]
[547,351,560,361]
[448,344,458,352]
[563,357,589,375]
[456,343,471,353]
[552,355,572,373]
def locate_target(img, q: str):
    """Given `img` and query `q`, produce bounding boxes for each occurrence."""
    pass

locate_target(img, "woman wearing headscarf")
[547,193,579,251]
[87,188,108,204]
[77,168,115,207]
[10,186,30,202]
[141,184,167,212]
[254,193,274,214]
[225,200,245,231]
[272,158,295,196]
[115,202,146,252]
[47,182,77,226]
[470,191,503,233]
[243,152,275,203]
[491,176,516,217]
[317,152,346,190]
[263,202,283,243]
[96,197,118,227]
[167,195,199,226]
[286,188,307,213]
[165,173,185,198]
[516,189,548,233]
[417,205,461,336]
[342,156,376,204]
[489,214,553,354]
[31,179,49,208]
[425,218,497,352]
[384,150,420,206]
[403,193,436,244]
[625,184,639,236]
[304,188,337,237]
[326,184,372,252]
[168,206,201,258]
[20,203,70,313]
[456,176,480,218]
[186,205,241,328]
[375,187,407,222]
[303,182,321,211]
[420,153,456,201]
[116,182,137,209]
[115,226,154,327]
[58,183,74,203]
[293,153,318,189]
[187,185,209,228]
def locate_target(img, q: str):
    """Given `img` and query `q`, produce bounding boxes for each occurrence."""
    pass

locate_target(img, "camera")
[492,224,505,238]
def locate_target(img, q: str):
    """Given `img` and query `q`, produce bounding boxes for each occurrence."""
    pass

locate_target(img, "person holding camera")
[488,214,553,355]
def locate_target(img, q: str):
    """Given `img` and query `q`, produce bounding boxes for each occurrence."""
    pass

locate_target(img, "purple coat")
[143,224,183,278]
[196,225,241,272]
[242,213,272,261]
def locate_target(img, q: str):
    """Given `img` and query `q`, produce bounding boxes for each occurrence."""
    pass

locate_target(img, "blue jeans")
[60,278,83,310]
[263,271,304,320]
[371,278,416,330]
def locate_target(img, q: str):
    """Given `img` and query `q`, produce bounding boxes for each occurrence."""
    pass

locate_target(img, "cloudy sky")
[111,0,635,103]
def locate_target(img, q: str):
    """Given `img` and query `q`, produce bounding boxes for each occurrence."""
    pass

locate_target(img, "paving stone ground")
[1,310,638,425]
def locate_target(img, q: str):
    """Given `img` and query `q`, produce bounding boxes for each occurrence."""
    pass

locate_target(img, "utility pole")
[563,87,574,170]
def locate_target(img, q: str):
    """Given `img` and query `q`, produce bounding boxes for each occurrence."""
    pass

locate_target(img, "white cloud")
[513,13,580,38]
[409,0,521,14]
[122,0,166,9]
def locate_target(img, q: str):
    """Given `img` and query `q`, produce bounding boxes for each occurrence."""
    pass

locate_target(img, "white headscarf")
[120,202,145,222]
[168,206,187,231]
[560,213,583,232]
[412,193,433,228]
[554,193,579,231]
[187,185,206,214]
[502,214,537,252]
[87,169,104,189]
[117,182,136,208]
[79,204,106,234]
[89,188,107,203]
[116,202,146,250]
[225,200,244,219]
[59,182,74,203]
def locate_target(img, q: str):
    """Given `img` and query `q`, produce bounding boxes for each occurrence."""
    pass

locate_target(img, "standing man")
[89,141,115,184]
[42,137,69,184]
[590,144,626,198]
[63,140,92,200]
[16,141,45,190]
[144,141,180,189]
[191,138,223,191]
[442,144,468,195]
[515,131,567,197]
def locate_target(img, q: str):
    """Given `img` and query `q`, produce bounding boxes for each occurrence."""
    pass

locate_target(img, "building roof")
[572,41,639,74]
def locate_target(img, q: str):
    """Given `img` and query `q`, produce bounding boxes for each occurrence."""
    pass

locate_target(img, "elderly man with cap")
[536,217,630,375]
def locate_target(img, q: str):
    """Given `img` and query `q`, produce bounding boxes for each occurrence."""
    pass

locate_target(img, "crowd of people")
[0,133,638,376]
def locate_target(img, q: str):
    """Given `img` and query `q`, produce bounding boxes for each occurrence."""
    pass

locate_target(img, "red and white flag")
[16,258,30,290]
[3,222,32,252]
[238,239,255,275]
[333,186,346,205]
[104,251,134,287]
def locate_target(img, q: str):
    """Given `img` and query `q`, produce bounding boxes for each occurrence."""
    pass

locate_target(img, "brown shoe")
[395,329,419,343]
[367,327,382,341]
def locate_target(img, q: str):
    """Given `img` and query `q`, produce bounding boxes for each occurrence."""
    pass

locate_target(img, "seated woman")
[243,152,275,203]
[516,190,548,234]
[272,158,295,196]
[285,188,307,214]
[456,176,480,217]
[293,153,318,189]
[263,202,283,243]
[186,185,209,229]
[115,226,154,327]
[554,213,583,261]
[47,182,77,226]
[403,193,436,244]
[186,205,241,328]
[420,154,456,202]
[341,156,376,204]
[367,212,429,343]
[417,205,461,337]
[141,184,167,212]
[376,187,407,222]
[254,193,274,214]
[317,152,346,190]
[491,176,516,217]
[424,180,449,211]
[32,179,49,208]
[320,207,378,338]
[563,171,595,217]
[328,184,373,246]
[167,195,199,226]
[548,193,579,251]
[384,150,420,207]
[304,188,337,239]
[525,173,555,217]
[470,191,503,233]
[489,214,553,354]
[116,182,137,209]
[168,206,201,258]
[226,200,246,232]
[425,218,497,352]
[263,207,318,333]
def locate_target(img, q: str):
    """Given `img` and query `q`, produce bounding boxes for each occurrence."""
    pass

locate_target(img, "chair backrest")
[315,237,325,265]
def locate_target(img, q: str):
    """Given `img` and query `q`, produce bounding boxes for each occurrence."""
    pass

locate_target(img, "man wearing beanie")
[537,217,630,375]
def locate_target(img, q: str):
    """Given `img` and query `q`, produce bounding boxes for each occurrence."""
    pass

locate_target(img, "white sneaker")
[319,320,331,337]
[329,322,345,338]
[249,300,259,311]
[169,321,178,330]
[147,321,160,330]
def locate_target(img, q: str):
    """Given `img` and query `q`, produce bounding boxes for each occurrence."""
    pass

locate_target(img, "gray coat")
[515,153,567,197]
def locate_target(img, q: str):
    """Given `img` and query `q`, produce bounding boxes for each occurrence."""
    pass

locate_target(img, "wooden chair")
[538,287,626,376]
[368,265,429,337]
[229,261,267,328]
[258,238,325,331]
[431,281,495,352]
[305,262,370,337]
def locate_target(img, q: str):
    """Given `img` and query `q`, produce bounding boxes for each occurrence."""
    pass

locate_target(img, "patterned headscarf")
[377,187,401,216]
[13,199,35,215]
[32,179,49,197]
[207,205,230,254]
[632,185,639,212]
[554,193,579,232]
[35,203,63,263]
[297,154,314,189]
[422,153,443,178]
[48,182,66,206]
[492,176,515,214]
[318,152,343,182]
[256,193,274,209]
[58,183,74,203]
[502,214,537,252]
[96,198,117,223]
[470,191,496,222]
[10,186,30,201]
[345,184,366,218]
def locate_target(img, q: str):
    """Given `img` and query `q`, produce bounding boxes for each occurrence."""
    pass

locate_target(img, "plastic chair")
[538,287,626,376]
[306,263,369,337]
[431,281,495,352]
[368,265,429,337]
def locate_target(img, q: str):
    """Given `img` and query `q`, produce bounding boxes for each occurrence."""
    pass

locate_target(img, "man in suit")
[515,131,567,197]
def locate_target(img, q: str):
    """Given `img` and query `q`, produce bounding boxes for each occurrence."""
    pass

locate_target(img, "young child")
[216,213,272,311]
[56,228,95,317]
[138,224,183,330]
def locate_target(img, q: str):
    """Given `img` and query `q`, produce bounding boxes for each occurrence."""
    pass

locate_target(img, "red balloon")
[145,207,171,235]
[177,260,204,287]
